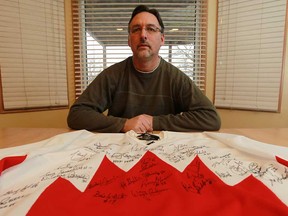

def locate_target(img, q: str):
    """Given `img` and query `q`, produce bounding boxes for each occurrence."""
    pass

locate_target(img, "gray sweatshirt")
[67,57,221,132]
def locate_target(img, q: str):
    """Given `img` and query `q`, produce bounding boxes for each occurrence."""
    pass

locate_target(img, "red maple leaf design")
[28,152,288,216]
[0,155,27,175]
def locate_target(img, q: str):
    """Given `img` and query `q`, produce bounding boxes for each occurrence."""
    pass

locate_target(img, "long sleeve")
[153,80,221,132]
[153,61,221,132]
[67,104,126,132]
[67,61,128,132]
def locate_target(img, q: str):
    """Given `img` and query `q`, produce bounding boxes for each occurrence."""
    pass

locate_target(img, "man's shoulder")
[96,57,132,80]
[106,57,132,71]
[159,58,190,79]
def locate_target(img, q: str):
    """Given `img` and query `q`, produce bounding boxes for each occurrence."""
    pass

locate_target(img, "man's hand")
[121,114,153,133]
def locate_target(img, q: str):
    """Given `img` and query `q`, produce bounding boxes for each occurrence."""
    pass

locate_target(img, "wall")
[0,0,287,129]
[0,110,69,128]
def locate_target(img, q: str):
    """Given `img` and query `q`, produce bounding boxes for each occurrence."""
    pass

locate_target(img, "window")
[0,0,68,112]
[71,0,208,97]
[215,0,287,112]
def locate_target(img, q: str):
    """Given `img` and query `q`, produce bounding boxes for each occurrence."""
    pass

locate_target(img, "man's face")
[128,12,165,60]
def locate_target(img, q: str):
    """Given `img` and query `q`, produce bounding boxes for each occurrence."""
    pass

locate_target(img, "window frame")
[71,0,208,98]
[214,0,287,112]
[0,0,68,113]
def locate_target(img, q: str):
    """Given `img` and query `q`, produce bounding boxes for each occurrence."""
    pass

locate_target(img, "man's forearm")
[153,109,221,132]
[67,106,126,132]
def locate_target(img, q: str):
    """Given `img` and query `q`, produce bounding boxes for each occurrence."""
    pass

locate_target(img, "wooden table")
[1,128,288,149]
[219,128,288,147]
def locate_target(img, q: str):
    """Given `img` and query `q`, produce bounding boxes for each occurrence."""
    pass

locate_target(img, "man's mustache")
[137,43,151,49]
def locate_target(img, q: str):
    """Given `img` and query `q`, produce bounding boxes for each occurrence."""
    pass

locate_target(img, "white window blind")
[0,0,68,111]
[215,0,286,112]
[72,0,208,97]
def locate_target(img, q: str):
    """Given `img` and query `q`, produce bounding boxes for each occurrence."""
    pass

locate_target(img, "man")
[67,5,221,133]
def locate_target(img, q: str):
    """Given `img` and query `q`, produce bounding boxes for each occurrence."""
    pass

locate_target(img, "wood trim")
[71,0,81,99]
[0,65,4,112]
